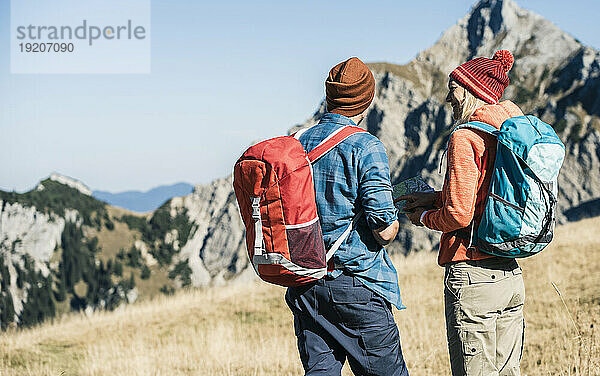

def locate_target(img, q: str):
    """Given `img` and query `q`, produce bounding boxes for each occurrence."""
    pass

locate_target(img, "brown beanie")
[325,57,375,117]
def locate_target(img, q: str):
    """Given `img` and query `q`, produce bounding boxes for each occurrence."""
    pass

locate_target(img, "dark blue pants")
[285,273,409,376]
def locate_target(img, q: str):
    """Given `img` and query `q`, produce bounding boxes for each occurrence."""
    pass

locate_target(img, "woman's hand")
[395,191,438,212]
[405,207,426,227]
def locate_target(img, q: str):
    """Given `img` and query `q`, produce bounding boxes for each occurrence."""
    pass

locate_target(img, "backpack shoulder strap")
[447,121,499,248]
[292,127,309,140]
[297,125,367,260]
[307,126,367,163]
[454,121,499,136]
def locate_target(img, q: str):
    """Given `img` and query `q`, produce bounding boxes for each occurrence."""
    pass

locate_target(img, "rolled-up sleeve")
[357,138,398,230]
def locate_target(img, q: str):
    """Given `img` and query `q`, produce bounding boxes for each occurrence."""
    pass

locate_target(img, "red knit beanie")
[449,50,514,104]
[326,57,375,117]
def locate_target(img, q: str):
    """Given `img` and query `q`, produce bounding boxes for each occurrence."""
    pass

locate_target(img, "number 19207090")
[19,43,74,53]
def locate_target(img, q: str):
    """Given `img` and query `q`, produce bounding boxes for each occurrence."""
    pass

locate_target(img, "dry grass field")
[0,217,598,376]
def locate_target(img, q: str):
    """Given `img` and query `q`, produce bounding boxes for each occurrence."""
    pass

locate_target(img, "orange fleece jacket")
[422,101,524,266]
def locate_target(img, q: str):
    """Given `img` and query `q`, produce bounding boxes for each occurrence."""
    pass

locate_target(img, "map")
[392,176,435,214]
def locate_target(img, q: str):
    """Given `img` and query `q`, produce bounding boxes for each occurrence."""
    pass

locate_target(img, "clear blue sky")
[1,0,598,193]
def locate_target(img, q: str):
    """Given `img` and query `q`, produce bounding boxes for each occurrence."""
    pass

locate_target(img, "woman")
[401,50,526,376]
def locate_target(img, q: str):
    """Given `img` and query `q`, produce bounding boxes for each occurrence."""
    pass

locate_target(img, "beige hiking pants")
[444,258,525,376]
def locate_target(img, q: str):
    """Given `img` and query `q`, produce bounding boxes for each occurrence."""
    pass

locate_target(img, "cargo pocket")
[330,283,375,328]
[463,340,483,376]
[358,323,401,376]
[466,267,509,285]
[360,322,399,353]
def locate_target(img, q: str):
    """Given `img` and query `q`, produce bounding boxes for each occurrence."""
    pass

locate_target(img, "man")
[285,57,410,376]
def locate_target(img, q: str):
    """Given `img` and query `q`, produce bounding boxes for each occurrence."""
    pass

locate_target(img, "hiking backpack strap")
[449,121,499,248]
[295,125,368,261]
[305,126,367,163]
[440,121,500,174]
[326,211,363,261]
[453,121,499,136]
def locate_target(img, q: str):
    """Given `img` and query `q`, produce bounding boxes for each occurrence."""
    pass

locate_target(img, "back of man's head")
[325,57,375,118]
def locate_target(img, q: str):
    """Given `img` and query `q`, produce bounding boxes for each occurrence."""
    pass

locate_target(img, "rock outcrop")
[45,173,93,196]
[0,181,135,327]
[169,177,248,286]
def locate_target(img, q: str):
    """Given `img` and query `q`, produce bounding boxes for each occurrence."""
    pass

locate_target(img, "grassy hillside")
[0,217,598,375]
[87,206,175,301]
[1,180,193,328]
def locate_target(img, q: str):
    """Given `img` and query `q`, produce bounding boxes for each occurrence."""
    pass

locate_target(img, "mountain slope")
[0,216,597,375]
[0,175,193,328]
[93,182,194,213]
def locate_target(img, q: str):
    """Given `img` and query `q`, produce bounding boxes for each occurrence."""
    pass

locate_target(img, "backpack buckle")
[251,197,264,256]
[251,197,261,219]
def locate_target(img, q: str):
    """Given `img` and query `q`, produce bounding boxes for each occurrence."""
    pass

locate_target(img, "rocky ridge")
[0,177,138,327]
[44,173,92,196]
[169,177,247,286]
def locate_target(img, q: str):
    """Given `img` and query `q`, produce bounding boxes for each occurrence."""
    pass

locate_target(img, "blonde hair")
[455,83,487,125]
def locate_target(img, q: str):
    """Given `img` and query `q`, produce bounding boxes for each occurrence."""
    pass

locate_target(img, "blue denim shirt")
[298,112,405,310]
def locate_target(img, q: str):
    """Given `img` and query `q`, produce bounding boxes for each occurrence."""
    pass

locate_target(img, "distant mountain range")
[93,183,194,213]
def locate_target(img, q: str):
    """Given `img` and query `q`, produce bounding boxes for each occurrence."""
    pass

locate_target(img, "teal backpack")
[452,115,565,258]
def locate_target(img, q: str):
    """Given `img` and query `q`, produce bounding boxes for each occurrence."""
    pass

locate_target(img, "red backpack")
[233,125,366,287]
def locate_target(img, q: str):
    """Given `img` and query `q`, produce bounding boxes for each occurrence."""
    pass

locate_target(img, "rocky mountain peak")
[295,0,600,258]
[465,0,521,54]
[414,0,581,81]
[41,173,92,196]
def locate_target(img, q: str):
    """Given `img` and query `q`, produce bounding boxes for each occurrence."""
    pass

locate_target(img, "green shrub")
[126,246,142,268]
[168,261,192,287]
[140,265,151,280]
[553,118,568,134]
[113,260,123,277]
[119,205,195,267]
[17,257,56,329]
[159,285,175,295]
[0,258,15,329]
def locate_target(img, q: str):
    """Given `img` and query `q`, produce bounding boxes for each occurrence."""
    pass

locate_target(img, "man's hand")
[405,207,427,227]
[395,191,438,212]
[372,220,399,246]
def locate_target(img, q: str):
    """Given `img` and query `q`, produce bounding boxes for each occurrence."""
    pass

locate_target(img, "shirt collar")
[318,112,358,127]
